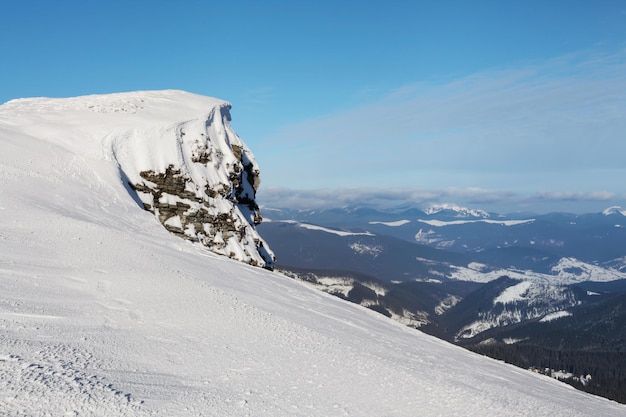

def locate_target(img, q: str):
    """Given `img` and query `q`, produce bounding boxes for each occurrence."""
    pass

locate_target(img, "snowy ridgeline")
[0,91,625,416]
[0,90,274,268]
[448,257,626,284]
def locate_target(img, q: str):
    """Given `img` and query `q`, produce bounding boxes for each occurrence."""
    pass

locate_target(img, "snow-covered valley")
[1,91,624,416]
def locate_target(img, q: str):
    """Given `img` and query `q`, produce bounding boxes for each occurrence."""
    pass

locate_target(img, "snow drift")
[0,91,624,416]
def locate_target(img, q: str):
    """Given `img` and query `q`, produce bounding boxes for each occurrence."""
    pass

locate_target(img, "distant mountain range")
[260,204,626,281]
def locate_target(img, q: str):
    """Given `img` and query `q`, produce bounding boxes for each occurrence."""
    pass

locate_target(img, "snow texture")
[1,91,624,416]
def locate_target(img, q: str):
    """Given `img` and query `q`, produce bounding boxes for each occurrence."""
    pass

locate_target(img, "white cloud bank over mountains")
[259,185,624,214]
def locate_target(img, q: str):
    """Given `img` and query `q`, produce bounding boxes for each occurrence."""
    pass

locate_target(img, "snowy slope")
[1,92,625,416]
[456,279,582,340]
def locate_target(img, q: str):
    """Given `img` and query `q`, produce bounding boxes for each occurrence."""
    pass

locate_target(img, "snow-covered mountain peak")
[424,203,490,218]
[603,206,626,216]
[0,90,275,268]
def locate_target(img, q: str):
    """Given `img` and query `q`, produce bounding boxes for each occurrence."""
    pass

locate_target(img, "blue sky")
[2,1,625,213]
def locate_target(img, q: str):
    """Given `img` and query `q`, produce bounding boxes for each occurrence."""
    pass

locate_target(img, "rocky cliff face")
[112,93,275,269]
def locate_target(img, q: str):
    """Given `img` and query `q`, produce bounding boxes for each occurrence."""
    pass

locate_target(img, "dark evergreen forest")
[470,344,625,404]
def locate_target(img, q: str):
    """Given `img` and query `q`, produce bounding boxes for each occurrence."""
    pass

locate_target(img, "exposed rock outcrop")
[106,91,275,269]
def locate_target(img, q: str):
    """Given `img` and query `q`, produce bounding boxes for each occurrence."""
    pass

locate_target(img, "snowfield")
[540,311,573,322]
[417,218,535,227]
[1,91,624,416]
[298,222,374,236]
[493,281,534,305]
[368,219,411,227]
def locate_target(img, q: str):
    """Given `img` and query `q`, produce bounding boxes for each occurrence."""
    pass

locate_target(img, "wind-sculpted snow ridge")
[1,92,625,416]
[0,90,275,268]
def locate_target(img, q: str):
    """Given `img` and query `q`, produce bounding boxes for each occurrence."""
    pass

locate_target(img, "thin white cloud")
[257,48,626,198]
[534,190,616,202]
